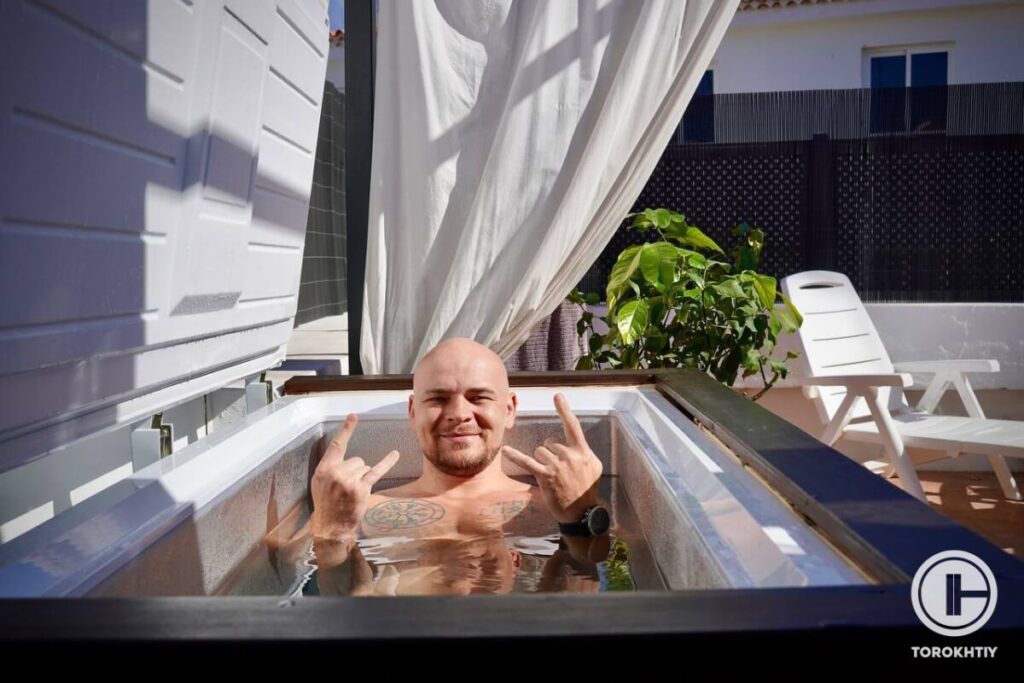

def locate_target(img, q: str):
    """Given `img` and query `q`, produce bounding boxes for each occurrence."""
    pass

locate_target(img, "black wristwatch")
[558,505,610,537]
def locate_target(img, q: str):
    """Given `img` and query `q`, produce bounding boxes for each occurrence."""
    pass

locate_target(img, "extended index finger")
[553,393,584,446]
[324,413,359,461]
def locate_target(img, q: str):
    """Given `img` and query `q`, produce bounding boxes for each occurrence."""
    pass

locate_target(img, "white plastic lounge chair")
[780,270,1023,503]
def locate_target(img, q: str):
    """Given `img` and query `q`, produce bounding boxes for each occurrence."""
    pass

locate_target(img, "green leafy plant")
[569,209,803,400]
[600,537,636,591]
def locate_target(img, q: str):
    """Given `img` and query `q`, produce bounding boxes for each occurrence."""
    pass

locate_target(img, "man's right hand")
[310,414,401,541]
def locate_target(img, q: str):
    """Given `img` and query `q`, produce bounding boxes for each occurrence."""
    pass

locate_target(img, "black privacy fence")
[580,82,1024,303]
[295,82,348,327]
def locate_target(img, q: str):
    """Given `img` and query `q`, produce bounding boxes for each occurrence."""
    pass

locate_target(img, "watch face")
[587,506,610,535]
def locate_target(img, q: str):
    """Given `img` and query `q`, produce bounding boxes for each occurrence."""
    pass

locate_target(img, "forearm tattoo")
[364,499,445,530]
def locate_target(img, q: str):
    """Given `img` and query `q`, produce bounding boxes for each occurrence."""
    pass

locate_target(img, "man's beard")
[424,439,500,477]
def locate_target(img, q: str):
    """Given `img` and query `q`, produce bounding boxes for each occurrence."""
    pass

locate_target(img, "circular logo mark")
[912,550,997,637]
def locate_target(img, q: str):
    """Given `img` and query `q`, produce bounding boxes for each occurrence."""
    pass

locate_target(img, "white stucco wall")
[866,303,1024,390]
[714,0,1024,93]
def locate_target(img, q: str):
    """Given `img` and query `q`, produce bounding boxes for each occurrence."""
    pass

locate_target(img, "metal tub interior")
[88,389,867,597]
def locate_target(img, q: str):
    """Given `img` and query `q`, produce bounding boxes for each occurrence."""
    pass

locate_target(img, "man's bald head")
[409,338,517,477]
[413,337,509,393]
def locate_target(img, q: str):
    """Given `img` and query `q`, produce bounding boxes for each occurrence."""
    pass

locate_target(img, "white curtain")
[361,0,738,374]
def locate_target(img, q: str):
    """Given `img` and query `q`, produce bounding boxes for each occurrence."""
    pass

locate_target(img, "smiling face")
[409,338,517,478]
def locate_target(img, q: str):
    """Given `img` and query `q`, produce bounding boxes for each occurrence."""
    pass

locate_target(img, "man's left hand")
[502,393,603,524]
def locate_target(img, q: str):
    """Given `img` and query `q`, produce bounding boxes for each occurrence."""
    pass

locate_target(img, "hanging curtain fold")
[362,0,739,373]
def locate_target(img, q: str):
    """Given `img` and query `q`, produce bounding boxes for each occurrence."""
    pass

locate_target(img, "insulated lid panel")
[0,0,330,471]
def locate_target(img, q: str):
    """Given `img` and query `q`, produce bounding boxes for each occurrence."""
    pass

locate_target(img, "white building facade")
[710,0,1024,94]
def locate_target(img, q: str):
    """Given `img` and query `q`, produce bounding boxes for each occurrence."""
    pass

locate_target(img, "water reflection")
[306,530,629,596]
[217,479,656,597]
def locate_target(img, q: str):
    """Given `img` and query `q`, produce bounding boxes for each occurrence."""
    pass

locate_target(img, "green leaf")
[589,333,605,354]
[736,246,758,271]
[706,263,732,282]
[742,347,761,372]
[779,292,804,330]
[575,356,594,371]
[648,208,676,229]
[679,225,724,254]
[630,211,654,231]
[639,242,679,291]
[768,314,782,337]
[711,279,746,298]
[752,274,777,310]
[584,291,600,305]
[682,250,707,269]
[606,245,643,311]
[647,332,667,353]
[616,299,650,345]
[777,308,799,333]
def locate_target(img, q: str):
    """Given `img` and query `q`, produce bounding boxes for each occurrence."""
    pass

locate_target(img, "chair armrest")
[894,361,997,416]
[893,359,999,374]
[790,373,912,390]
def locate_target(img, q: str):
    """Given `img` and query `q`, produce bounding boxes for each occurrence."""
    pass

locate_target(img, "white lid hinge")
[245,373,274,414]
[130,414,174,471]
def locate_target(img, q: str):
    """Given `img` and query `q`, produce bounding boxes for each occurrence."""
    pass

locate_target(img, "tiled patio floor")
[890,470,1024,557]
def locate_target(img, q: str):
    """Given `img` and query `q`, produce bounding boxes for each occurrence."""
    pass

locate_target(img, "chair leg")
[821,391,859,447]
[987,455,1022,501]
[865,389,927,502]
[947,373,1023,500]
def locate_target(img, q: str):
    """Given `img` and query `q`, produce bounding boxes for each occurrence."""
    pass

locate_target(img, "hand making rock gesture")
[502,393,602,523]
[310,414,401,541]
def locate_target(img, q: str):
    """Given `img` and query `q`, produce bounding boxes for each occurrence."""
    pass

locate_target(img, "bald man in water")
[309,337,607,595]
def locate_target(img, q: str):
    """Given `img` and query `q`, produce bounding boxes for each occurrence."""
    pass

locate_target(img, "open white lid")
[0,0,330,472]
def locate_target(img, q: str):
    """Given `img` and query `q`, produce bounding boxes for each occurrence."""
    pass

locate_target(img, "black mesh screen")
[578,83,1024,303]
[295,82,347,327]
[834,136,1024,302]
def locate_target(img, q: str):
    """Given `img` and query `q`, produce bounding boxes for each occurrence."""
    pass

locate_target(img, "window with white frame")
[864,46,949,134]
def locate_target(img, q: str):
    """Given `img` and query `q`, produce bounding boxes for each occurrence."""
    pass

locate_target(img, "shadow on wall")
[0,1,325,540]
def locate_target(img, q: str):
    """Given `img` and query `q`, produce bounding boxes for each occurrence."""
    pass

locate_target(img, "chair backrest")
[780,271,909,424]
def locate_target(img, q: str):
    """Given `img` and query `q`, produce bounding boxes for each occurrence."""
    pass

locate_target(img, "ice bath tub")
[1,369,1021,650]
